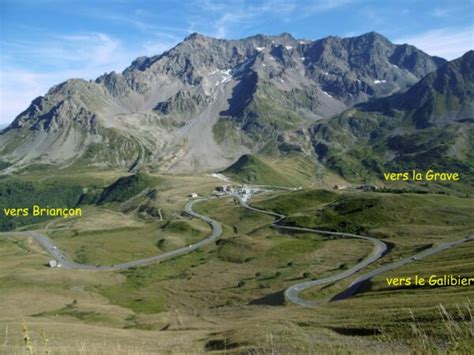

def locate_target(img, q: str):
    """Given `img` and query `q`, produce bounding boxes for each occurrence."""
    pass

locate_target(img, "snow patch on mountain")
[220,69,232,84]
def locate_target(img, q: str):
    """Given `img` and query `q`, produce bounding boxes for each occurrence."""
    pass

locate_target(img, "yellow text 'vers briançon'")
[3,205,82,219]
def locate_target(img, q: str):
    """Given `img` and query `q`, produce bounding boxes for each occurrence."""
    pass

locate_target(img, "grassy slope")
[48,218,210,266]
[298,241,474,352]
[96,173,157,204]
[193,197,275,236]
[312,109,474,192]
[221,154,296,186]
[252,189,339,215]
[252,188,473,351]
[96,194,371,317]
[0,179,84,231]
[0,171,160,231]
[1,182,473,353]
[274,191,474,234]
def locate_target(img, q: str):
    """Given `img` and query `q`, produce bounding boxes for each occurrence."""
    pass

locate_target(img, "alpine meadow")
[0,1,473,353]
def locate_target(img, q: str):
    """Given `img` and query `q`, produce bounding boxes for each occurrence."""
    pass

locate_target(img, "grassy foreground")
[0,170,473,353]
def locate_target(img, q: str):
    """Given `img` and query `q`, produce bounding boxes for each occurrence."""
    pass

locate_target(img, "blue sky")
[1,0,473,124]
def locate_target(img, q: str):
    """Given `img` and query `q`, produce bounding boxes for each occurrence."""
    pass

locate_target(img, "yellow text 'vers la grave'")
[383,170,460,181]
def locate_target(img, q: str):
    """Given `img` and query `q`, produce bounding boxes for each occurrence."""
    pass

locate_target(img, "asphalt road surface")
[330,235,474,302]
[0,198,222,271]
[236,196,387,307]
[238,194,473,307]
[2,190,472,308]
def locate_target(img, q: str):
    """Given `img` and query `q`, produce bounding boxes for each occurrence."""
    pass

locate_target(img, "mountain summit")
[309,50,474,182]
[0,32,448,173]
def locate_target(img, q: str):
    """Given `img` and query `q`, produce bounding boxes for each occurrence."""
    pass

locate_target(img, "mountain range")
[0,32,472,183]
[310,50,474,182]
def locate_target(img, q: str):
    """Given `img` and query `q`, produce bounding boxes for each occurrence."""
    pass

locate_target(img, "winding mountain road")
[0,198,222,271]
[236,196,387,306]
[330,235,474,302]
[237,194,473,307]
[2,190,472,308]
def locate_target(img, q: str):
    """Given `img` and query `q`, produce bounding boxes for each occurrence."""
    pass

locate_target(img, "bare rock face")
[0,32,446,173]
[308,51,474,182]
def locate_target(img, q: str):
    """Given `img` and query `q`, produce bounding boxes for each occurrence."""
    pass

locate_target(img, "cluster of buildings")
[213,184,266,202]
[188,184,264,202]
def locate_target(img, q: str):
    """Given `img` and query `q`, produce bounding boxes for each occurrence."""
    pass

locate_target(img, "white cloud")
[192,0,356,38]
[343,31,358,38]
[0,70,65,125]
[0,25,187,125]
[89,12,185,40]
[57,33,124,67]
[142,40,179,56]
[0,32,139,125]
[306,0,354,12]
[195,0,293,38]
[395,27,474,60]
[214,12,249,38]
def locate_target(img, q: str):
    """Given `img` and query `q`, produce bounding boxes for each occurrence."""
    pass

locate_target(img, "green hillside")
[310,52,474,189]
[282,192,474,233]
[221,154,295,186]
[0,179,84,231]
[96,173,155,204]
[252,189,339,215]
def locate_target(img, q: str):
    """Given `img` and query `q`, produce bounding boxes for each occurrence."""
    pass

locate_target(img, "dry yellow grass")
[1,175,473,353]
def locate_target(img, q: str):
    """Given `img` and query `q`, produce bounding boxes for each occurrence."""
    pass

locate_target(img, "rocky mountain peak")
[0,31,451,173]
[183,32,209,41]
[357,31,391,42]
